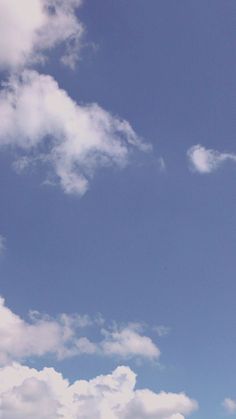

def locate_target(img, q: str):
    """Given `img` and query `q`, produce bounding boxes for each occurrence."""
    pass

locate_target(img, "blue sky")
[0,1,235,418]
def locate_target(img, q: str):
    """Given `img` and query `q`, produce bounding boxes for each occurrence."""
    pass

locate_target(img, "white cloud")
[0,0,151,195]
[0,0,84,70]
[101,325,160,360]
[0,296,92,364]
[0,235,6,254]
[223,398,236,415]
[0,363,198,419]
[0,297,159,365]
[0,70,149,195]
[187,144,236,174]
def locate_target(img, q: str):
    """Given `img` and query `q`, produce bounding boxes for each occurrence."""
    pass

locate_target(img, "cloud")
[101,325,160,360]
[0,1,151,195]
[223,398,236,415]
[0,296,93,364]
[0,363,198,419]
[154,326,170,338]
[158,157,166,173]
[0,297,159,365]
[0,235,6,254]
[0,70,149,195]
[187,145,236,174]
[0,0,84,70]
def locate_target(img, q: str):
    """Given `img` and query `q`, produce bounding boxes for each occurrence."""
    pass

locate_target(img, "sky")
[0,0,235,418]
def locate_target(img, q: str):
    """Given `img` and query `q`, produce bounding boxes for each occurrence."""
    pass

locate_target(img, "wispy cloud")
[223,398,236,415]
[157,157,166,173]
[187,145,236,174]
[0,236,6,255]
[154,325,170,337]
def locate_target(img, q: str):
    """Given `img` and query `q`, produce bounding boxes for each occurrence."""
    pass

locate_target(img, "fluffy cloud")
[0,1,150,195]
[223,398,236,415]
[187,145,236,173]
[0,296,94,364]
[0,70,149,195]
[0,0,84,70]
[0,363,198,419]
[0,297,159,365]
[0,299,197,418]
[101,325,160,360]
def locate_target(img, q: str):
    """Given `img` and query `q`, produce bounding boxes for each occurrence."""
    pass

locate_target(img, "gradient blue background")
[0,1,236,418]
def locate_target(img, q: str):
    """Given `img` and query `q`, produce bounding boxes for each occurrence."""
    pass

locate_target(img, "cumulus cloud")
[0,70,149,195]
[0,297,159,365]
[223,398,236,415]
[0,235,6,254]
[0,363,198,419]
[187,145,236,174]
[0,0,84,70]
